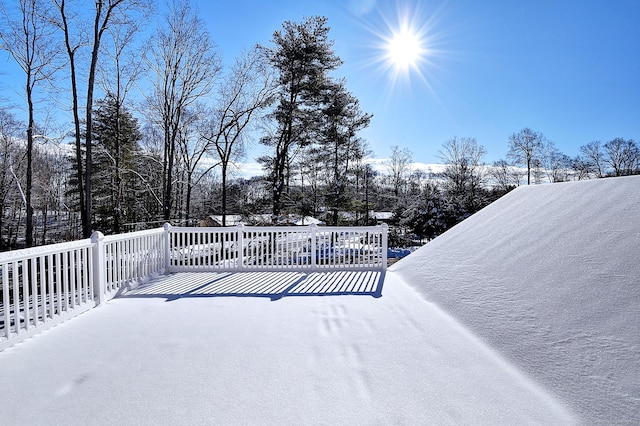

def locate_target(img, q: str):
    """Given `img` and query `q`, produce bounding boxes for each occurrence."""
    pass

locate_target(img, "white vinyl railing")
[1,223,387,350]
[167,224,388,272]
[97,228,166,303]
[0,239,95,351]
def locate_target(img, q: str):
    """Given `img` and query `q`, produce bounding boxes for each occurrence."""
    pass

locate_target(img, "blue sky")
[197,0,639,164]
[2,0,639,166]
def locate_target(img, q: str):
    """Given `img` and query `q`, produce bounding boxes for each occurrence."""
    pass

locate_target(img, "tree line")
[0,1,373,248]
[1,1,638,250]
[397,131,639,244]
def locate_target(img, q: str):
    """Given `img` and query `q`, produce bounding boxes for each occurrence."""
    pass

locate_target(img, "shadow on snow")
[118,270,385,301]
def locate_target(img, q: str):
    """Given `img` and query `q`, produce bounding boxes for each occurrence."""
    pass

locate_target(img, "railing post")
[310,224,317,271]
[381,223,388,271]
[163,223,172,273]
[236,224,244,271]
[91,231,105,306]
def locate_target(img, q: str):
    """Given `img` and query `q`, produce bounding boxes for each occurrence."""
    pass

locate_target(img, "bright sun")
[362,2,442,93]
[378,13,431,86]
[386,29,423,70]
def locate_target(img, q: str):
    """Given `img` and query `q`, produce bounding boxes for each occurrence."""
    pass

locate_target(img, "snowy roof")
[393,175,640,425]
[205,214,244,226]
[293,215,323,225]
[1,175,639,424]
[372,211,393,220]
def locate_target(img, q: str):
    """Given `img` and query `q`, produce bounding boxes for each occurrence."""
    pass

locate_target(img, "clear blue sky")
[197,0,639,164]
[2,0,638,165]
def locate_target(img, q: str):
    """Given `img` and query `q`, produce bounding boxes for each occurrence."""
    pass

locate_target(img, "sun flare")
[357,2,446,97]
[374,7,433,88]
[386,28,423,70]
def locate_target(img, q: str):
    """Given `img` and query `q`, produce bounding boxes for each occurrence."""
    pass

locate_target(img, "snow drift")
[392,175,640,425]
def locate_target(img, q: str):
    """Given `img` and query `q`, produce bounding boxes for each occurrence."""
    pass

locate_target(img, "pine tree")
[259,16,342,220]
[91,95,142,234]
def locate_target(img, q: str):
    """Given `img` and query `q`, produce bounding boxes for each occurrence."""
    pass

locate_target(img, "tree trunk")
[221,162,228,226]
[185,170,192,225]
[25,107,34,247]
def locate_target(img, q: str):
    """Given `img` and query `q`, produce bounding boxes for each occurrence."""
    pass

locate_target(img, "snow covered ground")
[0,175,637,425]
[0,272,573,425]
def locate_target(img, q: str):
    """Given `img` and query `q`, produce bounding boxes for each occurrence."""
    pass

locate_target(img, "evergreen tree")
[316,80,371,225]
[91,95,142,234]
[400,182,448,242]
[259,16,342,219]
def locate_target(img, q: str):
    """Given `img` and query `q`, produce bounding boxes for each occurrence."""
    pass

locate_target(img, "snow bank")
[392,175,640,425]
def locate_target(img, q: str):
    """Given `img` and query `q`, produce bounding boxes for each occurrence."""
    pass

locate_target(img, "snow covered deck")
[1,175,638,425]
[0,270,574,425]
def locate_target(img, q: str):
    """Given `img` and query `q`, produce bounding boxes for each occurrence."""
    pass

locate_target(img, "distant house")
[293,216,324,226]
[200,214,321,227]
[199,215,244,227]
[371,211,394,224]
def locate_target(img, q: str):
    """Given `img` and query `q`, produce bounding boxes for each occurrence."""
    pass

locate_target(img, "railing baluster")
[24,258,37,331]
[70,249,77,309]
[54,253,61,317]
[77,248,84,304]
[47,254,53,320]
[2,262,9,339]
[39,255,46,322]
[12,261,20,334]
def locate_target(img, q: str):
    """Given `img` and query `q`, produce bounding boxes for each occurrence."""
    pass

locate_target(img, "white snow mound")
[392,175,640,425]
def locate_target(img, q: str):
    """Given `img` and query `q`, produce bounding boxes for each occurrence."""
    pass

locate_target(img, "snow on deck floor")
[0,271,574,425]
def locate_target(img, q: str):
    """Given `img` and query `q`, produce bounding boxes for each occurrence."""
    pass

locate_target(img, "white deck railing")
[1,223,387,350]
[0,239,95,351]
[168,224,388,272]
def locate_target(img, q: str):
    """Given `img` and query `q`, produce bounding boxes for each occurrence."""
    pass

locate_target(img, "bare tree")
[0,109,24,250]
[351,142,374,225]
[98,13,147,101]
[489,159,521,191]
[175,105,217,224]
[507,128,544,185]
[570,155,592,181]
[294,146,323,221]
[202,47,274,226]
[385,145,412,200]
[145,0,220,222]
[579,141,605,178]
[54,0,148,237]
[1,0,60,246]
[541,141,571,183]
[438,136,487,214]
[603,138,639,177]
[31,141,69,244]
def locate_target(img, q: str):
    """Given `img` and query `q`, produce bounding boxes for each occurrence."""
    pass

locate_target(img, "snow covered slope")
[392,175,640,425]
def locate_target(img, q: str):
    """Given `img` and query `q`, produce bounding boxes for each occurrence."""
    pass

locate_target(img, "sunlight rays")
[353,2,449,100]
[383,16,428,78]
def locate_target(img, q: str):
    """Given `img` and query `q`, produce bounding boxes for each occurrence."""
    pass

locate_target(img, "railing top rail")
[310,225,387,232]
[102,227,165,242]
[169,224,387,233]
[0,238,93,263]
[169,226,239,233]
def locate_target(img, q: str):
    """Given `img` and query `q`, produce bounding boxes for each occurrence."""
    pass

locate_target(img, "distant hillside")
[392,176,640,425]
